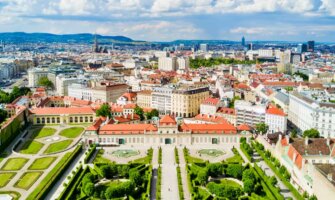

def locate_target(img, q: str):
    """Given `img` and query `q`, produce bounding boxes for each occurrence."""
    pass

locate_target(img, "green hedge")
[175,147,180,164]
[84,144,96,164]
[158,147,162,164]
[57,165,84,200]
[240,141,253,162]
[156,166,162,200]
[253,142,304,200]
[27,145,83,200]
[176,166,184,200]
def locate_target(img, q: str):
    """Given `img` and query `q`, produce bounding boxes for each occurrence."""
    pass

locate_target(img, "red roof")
[237,124,251,131]
[30,107,95,115]
[287,145,303,169]
[217,107,236,115]
[160,115,176,125]
[99,124,157,135]
[180,123,236,134]
[266,106,286,116]
[121,92,137,101]
[202,98,220,105]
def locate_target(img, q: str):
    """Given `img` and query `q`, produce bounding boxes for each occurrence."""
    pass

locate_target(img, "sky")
[0,0,335,42]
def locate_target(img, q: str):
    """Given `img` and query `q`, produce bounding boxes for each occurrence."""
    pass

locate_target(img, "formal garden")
[198,149,225,157]
[58,147,153,200]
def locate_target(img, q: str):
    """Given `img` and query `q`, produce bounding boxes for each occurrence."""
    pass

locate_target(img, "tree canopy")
[0,109,8,124]
[96,103,112,118]
[303,128,320,138]
[134,105,144,120]
[38,77,53,89]
[0,86,31,103]
[255,122,269,134]
[145,109,159,120]
[190,57,257,69]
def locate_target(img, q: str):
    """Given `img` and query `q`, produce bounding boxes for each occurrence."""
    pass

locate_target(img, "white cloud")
[230,27,267,35]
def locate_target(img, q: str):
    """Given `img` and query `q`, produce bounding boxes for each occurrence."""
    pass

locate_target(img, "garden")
[197,149,225,157]
[44,139,73,154]
[58,147,153,200]
[30,127,56,139]
[59,127,84,138]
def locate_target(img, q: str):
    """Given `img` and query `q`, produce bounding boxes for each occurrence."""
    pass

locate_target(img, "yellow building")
[136,90,152,108]
[171,86,209,118]
[29,107,96,125]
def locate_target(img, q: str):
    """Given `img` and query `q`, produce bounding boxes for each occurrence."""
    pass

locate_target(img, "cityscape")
[0,1,335,200]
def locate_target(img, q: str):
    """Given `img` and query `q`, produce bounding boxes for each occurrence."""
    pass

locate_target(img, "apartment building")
[235,100,266,127]
[158,57,177,71]
[152,87,173,115]
[200,97,221,115]
[265,105,287,133]
[137,90,152,108]
[28,68,48,87]
[289,91,335,137]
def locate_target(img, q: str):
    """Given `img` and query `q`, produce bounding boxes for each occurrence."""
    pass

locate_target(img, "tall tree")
[38,77,53,89]
[303,128,320,138]
[96,103,111,118]
[0,109,7,124]
[134,106,144,120]
[255,122,269,134]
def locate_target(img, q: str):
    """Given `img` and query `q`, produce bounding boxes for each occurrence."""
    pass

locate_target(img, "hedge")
[158,147,162,164]
[240,141,253,162]
[156,166,162,200]
[84,144,96,164]
[144,165,152,199]
[27,145,83,200]
[57,165,85,200]
[175,147,180,164]
[176,166,184,200]
[253,142,304,200]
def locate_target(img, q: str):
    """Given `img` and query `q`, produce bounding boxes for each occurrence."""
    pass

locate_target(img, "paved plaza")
[161,146,179,200]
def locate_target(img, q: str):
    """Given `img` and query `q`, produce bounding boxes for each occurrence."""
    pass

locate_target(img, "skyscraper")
[297,44,307,53]
[199,43,208,52]
[307,41,315,52]
[92,34,99,53]
[241,36,245,46]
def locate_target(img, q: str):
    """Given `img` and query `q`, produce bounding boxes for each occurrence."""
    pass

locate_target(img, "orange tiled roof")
[266,106,286,116]
[99,124,158,135]
[30,107,95,115]
[180,123,236,134]
[160,115,176,124]
[202,98,220,105]
[237,124,251,131]
[121,92,137,101]
[217,107,236,115]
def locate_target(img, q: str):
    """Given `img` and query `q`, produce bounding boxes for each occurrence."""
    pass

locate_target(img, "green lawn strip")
[0,191,21,200]
[220,179,241,188]
[14,172,42,190]
[59,127,84,138]
[0,172,16,188]
[1,158,28,171]
[226,148,244,164]
[44,139,73,154]
[58,166,87,200]
[19,140,44,154]
[27,145,83,200]
[131,148,153,164]
[253,142,304,200]
[28,157,57,170]
[252,165,277,200]
[31,127,56,139]
[94,149,112,163]
[176,166,184,200]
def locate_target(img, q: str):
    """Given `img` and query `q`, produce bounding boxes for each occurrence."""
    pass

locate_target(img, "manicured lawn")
[19,140,44,154]
[59,127,84,138]
[44,140,73,154]
[226,148,244,164]
[0,173,16,188]
[1,158,28,171]
[31,127,56,139]
[15,172,42,190]
[220,179,242,188]
[0,191,21,200]
[94,149,111,163]
[28,157,56,170]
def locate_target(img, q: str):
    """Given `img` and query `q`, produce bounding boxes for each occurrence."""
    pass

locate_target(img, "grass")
[44,139,73,154]
[31,127,56,139]
[28,157,56,170]
[131,148,153,164]
[220,179,242,188]
[18,140,44,154]
[59,127,84,138]
[94,149,112,163]
[0,173,16,188]
[1,158,28,171]
[0,191,21,200]
[15,172,42,190]
[226,148,244,164]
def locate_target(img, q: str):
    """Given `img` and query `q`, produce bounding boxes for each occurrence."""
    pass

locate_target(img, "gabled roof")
[180,123,236,134]
[237,124,251,131]
[202,98,220,105]
[99,124,158,135]
[159,115,176,124]
[266,106,286,116]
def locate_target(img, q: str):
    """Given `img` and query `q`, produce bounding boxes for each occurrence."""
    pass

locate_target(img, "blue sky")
[0,0,335,42]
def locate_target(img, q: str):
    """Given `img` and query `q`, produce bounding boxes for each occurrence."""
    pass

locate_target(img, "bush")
[84,144,96,164]
[226,164,243,179]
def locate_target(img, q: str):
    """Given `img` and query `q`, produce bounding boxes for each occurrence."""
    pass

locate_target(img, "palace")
[83,115,247,146]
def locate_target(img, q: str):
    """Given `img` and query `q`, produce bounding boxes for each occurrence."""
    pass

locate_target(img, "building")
[158,57,177,71]
[116,92,137,105]
[297,44,307,53]
[68,82,128,103]
[200,97,221,115]
[176,57,189,71]
[307,41,315,52]
[241,36,245,46]
[199,44,208,52]
[235,100,266,127]
[83,115,242,146]
[136,90,152,108]
[152,87,173,115]
[265,105,287,133]
[216,107,237,126]
[28,68,48,87]
[289,91,335,137]
[312,164,335,199]
[29,107,96,124]
[55,74,81,96]
[171,86,210,118]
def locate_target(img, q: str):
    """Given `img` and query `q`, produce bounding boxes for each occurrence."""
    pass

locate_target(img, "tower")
[241,36,245,46]
[92,34,99,53]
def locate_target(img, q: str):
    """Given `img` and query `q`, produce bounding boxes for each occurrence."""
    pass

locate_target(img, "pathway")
[178,147,191,200]
[161,146,179,200]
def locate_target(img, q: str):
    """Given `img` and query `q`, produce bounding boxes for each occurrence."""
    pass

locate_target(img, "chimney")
[305,137,309,146]
[285,135,290,145]
[327,137,330,146]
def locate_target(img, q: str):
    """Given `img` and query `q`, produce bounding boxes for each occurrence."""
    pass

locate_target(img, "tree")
[270,176,278,186]
[229,96,241,108]
[100,165,110,178]
[117,165,130,177]
[0,109,7,124]
[84,182,95,196]
[105,186,119,199]
[96,103,111,118]
[207,163,223,177]
[134,106,144,120]
[242,169,255,181]
[243,179,254,194]
[291,129,297,138]
[151,109,159,118]
[255,122,269,134]
[129,170,142,185]
[303,128,320,138]
[38,77,53,89]
[226,164,243,179]
[197,170,208,186]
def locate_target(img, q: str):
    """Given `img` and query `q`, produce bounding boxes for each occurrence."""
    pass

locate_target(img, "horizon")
[0,1,334,42]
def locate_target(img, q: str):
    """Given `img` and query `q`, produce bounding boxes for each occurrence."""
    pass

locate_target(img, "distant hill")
[0,32,134,44]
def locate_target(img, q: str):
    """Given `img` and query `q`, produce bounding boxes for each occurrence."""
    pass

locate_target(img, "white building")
[158,57,177,71]
[28,68,48,87]
[265,106,287,133]
[289,91,335,137]
[199,44,208,52]
[235,100,266,127]
[176,57,189,71]
[152,87,173,115]
[258,48,274,57]
[200,98,220,115]
[55,74,81,96]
